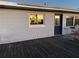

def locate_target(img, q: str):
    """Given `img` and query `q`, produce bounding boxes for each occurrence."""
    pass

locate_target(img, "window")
[75,16,79,25]
[55,15,60,26]
[30,14,44,25]
[66,16,74,26]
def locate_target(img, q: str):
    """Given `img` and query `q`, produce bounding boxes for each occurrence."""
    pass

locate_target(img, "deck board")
[0,36,79,58]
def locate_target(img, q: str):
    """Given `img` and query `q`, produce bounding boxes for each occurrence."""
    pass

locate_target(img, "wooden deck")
[0,35,79,58]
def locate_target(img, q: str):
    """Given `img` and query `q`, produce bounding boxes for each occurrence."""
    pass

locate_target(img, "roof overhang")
[0,2,79,14]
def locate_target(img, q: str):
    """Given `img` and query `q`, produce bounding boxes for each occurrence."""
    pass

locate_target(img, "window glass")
[30,15,36,25]
[75,16,79,25]
[55,15,60,26]
[37,15,44,24]
[30,14,44,25]
[66,16,74,26]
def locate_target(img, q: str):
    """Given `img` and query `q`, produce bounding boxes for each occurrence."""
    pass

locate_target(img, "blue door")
[54,14,62,35]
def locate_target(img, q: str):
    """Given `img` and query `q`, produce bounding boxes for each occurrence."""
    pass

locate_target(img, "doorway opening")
[54,14,63,35]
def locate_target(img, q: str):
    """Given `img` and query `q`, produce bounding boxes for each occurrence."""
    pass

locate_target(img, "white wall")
[0,9,54,44]
[62,13,78,35]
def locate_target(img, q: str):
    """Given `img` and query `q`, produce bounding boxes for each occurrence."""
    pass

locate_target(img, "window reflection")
[30,14,44,25]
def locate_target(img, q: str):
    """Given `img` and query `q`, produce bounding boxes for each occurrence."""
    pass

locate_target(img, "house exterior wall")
[62,13,79,35]
[0,9,54,44]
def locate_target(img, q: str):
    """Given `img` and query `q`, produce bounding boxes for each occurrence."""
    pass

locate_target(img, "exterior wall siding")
[0,9,54,44]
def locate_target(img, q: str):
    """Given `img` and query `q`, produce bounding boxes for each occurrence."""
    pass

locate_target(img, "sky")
[15,0,79,9]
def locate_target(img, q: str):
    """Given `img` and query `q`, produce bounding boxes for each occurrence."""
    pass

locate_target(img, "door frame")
[54,14,63,35]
